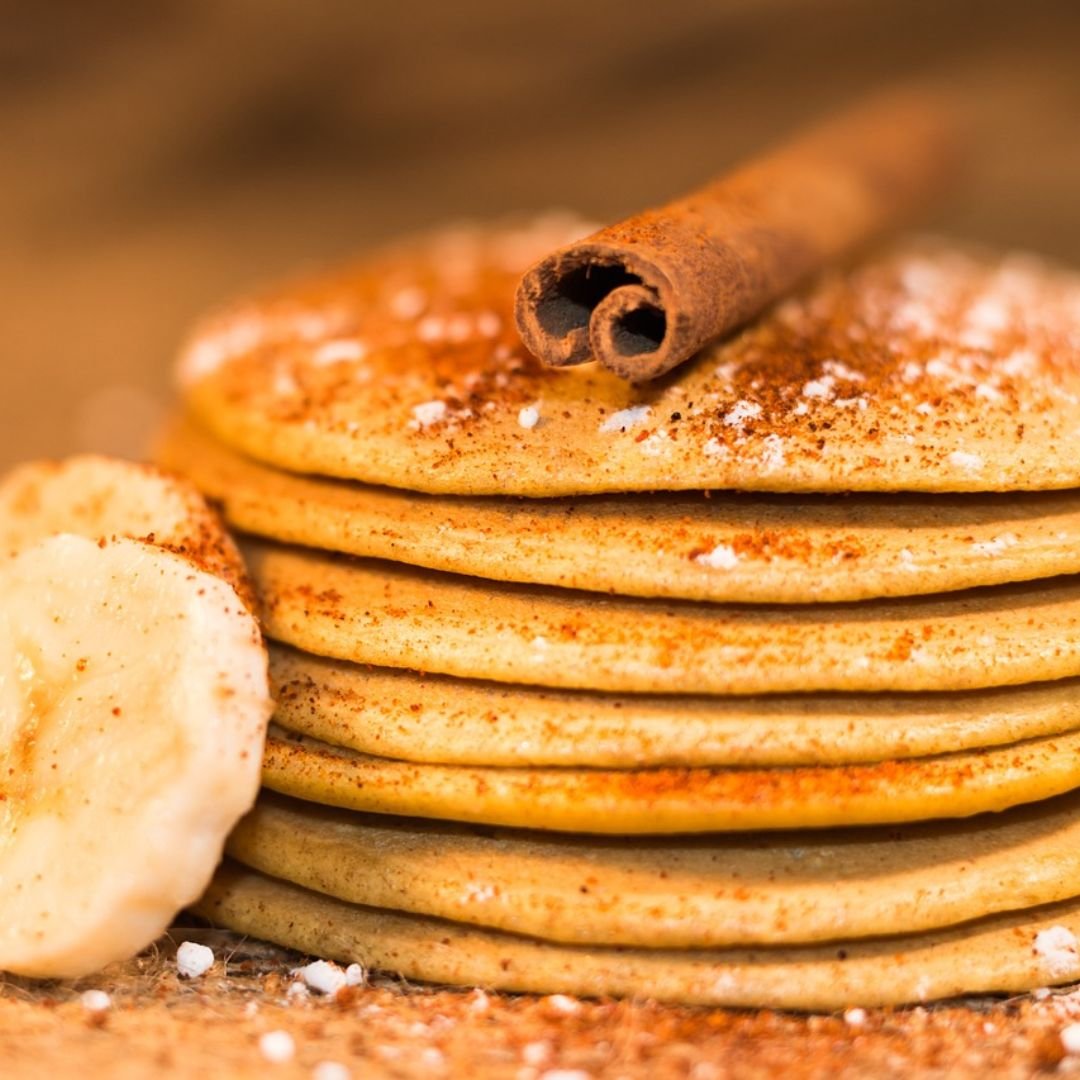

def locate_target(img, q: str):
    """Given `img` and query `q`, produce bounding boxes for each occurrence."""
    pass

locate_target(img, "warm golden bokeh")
[2,0,1079,470]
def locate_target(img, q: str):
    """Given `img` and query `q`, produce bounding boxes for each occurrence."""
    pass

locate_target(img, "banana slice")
[0,454,256,610]
[0,458,271,977]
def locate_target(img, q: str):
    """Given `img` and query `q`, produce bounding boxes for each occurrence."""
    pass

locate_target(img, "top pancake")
[181,217,1080,496]
[158,415,1080,604]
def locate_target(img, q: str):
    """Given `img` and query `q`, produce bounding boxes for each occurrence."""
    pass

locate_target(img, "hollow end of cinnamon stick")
[514,86,967,383]
[516,244,679,380]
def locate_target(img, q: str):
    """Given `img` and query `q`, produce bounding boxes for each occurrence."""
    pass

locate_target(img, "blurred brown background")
[2,0,1078,470]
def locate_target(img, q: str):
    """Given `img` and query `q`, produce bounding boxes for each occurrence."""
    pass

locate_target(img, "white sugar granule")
[801,375,836,400]
[178,315,264,385]
[523,1041,552,1065]
[695,544,740,571]
[965,295,1010,333]
[1034,925,1079,977]
[176,940,214,979]
[900,360,924,383]
[313,339,367,365]
[1062,1023,1080,1055]
[345,962,366,986]
[925,355,964,380]
[80,990,111,1012]
[722,400,762,427]
[518,404,541,429]
[948,450,985,472]
[843,1007,867,1027]
[416,315,446,342]
[822,359,865,382]
[599,405,651,433]
[313,1063,352,1080]
[970,532,1018,557]
[298,959,347,996]
[420,1047,446,1068]
[259,1030,296,1064]
[545,994,580,1015]
[410,400,447,428]
[1001,349,1038,377]
[476,311,502,338]
[272,369,299,397]
[759,434,786,472]
[389,286,427,320]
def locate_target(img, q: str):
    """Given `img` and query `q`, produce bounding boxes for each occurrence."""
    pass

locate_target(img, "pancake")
[261,726,1080,833]
[247,539,1080,695]
[179,221,1080,497]
[229,789,1080,948]
[195,861,1080,1010]
[160,414,1080,604]
[271,647,1080,768]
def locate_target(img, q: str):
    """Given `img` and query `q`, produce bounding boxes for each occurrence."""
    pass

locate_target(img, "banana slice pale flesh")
[0,458,272,977]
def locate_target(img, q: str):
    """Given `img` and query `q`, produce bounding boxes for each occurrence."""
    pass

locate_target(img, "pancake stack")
[161,216,1080,1010]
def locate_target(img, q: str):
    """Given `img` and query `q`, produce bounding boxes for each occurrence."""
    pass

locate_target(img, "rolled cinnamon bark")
[515,88,965,381]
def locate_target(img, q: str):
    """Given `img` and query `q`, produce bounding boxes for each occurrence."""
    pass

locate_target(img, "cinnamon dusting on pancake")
[181,220,1080,495]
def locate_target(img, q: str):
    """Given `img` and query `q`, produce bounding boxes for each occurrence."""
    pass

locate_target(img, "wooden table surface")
[6,927,1080,1079]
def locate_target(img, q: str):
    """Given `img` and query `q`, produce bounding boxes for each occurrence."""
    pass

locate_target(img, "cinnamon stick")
[514,88,965,382]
